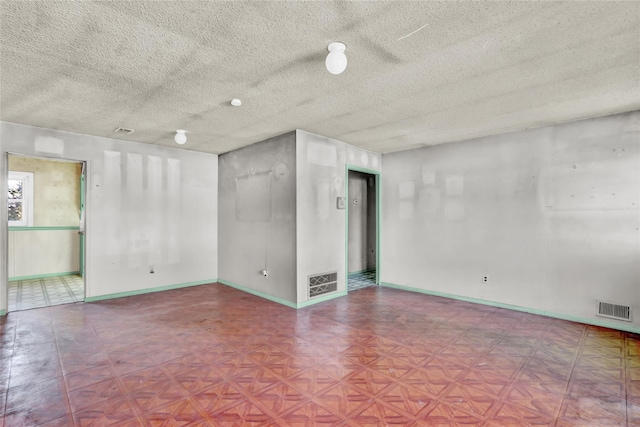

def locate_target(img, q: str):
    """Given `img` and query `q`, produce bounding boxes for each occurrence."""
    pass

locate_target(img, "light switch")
[337,197,346,209]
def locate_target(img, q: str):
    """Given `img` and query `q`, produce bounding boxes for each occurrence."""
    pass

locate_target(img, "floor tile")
[1,283,638,426]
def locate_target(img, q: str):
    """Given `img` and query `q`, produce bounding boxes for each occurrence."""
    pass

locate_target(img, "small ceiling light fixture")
[174,129,187,145]
[326,42,347,75]
[230,98,242,107]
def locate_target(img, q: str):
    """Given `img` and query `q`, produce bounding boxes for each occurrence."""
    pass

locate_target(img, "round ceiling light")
[326,42,347,75]
[174,129,187,145]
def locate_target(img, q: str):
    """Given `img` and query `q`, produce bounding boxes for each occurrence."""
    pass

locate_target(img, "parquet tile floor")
[0,283,638,426]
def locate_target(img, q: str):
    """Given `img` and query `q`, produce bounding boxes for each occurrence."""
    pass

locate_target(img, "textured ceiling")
[1,1,639,154]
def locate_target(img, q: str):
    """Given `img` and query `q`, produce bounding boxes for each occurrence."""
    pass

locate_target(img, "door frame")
[345,164,381,289]
[3,152,88,314]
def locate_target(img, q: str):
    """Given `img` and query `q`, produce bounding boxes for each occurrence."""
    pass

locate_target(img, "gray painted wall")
[296,130,381,304]
[382,111,640,329]
[218,132,297,304]
[0,122,218,312]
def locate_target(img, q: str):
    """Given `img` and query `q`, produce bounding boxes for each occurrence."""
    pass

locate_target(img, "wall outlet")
[483,276,488,283]
[149,265,155,274]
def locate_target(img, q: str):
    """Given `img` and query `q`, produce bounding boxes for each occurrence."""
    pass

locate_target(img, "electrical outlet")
[483,276,488,283]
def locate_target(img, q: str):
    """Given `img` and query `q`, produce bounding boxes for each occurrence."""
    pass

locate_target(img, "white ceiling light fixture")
[326,42,347,75]
[230,98,242,107]
[174,129,187,145]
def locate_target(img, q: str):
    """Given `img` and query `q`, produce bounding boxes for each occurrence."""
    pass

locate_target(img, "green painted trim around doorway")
[79,166,86,277]
[381,282,640,335]
[218,279,298,309]
[345,164,382,288]
[84,279,217,302]
[8,226,80,231]
[9,271,80,282]
[298,291,348,308]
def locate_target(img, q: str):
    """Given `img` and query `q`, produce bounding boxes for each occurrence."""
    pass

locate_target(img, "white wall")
[0,122,218,311]
[382,111,640,330]
[218,132,297,304]
[296,130,381,304]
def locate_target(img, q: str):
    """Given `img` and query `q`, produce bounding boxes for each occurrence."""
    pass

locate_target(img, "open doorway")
[6,154,85,311]
[346,168,379,292]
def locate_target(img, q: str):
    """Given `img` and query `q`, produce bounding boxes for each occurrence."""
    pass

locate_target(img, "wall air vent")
[309,271,338,298]
[113,127,135,135]
[596,300,632,322]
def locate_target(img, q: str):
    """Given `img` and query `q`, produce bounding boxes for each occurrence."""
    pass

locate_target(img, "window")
[8,171,33,227]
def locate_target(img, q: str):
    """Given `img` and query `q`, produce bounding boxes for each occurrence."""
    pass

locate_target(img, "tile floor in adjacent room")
[8,275,84,312]
[347,269,376,292]
[0,283,638,426]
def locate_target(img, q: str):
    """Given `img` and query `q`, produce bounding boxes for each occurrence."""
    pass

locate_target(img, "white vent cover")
[596,300,632,322]
[309,272,338,298]
[113,127,135,135]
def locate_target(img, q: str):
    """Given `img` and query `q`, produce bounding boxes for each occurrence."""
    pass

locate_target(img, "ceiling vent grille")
[596,300,632,322]
[309,271,337,298]
[113,127,135,135]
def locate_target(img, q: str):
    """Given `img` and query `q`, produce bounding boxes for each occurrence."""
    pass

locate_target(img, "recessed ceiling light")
[231,98,242,107]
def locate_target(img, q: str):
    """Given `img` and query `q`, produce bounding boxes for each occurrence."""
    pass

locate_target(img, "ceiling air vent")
[309,271,337,298]
[113,127,135,135]
[596,300,632,322]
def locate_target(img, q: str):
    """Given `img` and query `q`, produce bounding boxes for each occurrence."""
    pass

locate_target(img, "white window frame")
[8,171,34,227]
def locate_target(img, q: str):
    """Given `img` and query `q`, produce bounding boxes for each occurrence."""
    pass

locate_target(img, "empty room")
[0,1,639,426]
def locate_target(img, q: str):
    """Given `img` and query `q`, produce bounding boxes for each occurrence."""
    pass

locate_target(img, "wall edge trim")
[84,279,217,302]
[0,310,5,316]
[218,279,297,309]
[9,271,80,282]
[298,291,348,308]
[380,282,640,334]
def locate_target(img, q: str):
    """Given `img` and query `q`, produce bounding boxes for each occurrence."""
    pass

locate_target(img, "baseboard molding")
[217,279,349,309]
[85,279,217,303]
[381,282,640,335]
[217,279,298,309]
[9,271,81,282]
[0,309,5,316]
[298,291,348,308]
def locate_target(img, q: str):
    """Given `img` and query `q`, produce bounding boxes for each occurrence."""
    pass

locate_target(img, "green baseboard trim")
[381,282,640,335]
[217,279,298,309]
[0,309,5,316]
[298,291,348,308]
[9,271,81,282]
[85,279,217,303]
[9,226,80,231]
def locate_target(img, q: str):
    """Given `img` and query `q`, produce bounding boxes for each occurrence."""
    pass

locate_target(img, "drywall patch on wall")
[308,140,336,166]
[421,167,435,185]
[399,181,415,199]
[446,174,464,196]
[236,171,272,222]
[34,136,64,156]
[167,158,181,265]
